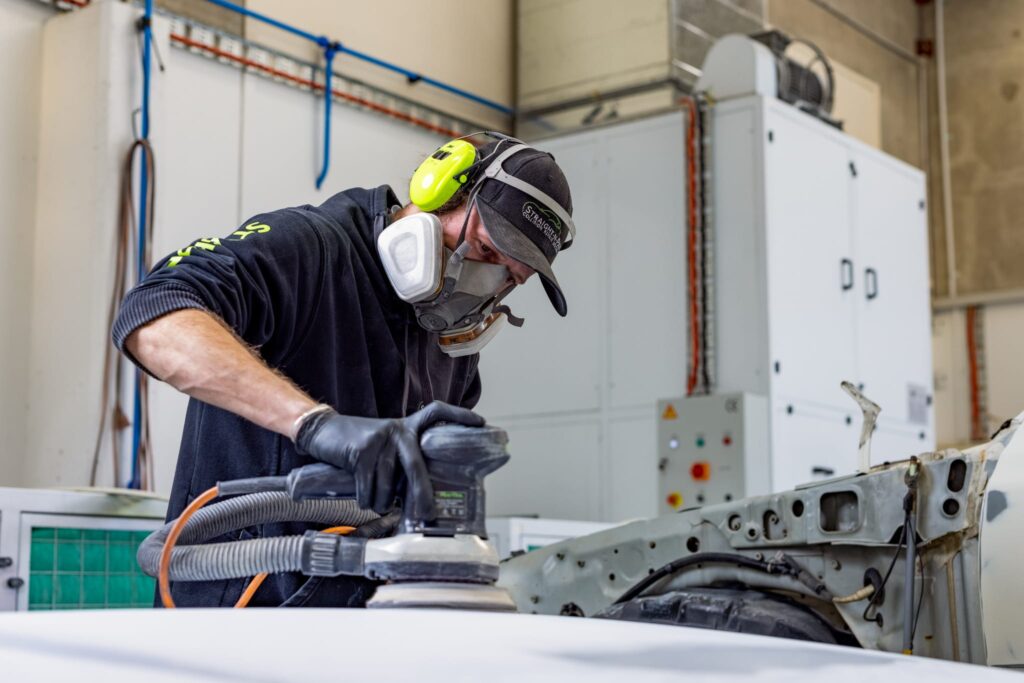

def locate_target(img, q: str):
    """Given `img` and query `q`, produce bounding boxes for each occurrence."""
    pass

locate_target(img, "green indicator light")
[436,491,466,499]
[696,437,705,448]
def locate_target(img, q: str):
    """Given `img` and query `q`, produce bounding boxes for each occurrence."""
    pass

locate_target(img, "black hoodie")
[113,185,481,607]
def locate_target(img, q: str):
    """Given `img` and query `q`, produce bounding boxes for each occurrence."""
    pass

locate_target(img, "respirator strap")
[491,285,524,328]
[493,305,524,327]
[373,204,402,241]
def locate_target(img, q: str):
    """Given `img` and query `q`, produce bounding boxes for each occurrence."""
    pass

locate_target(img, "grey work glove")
[294,401,485,518]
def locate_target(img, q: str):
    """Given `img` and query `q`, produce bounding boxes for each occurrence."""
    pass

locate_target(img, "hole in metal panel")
[762,510,782,540]
[942,498,960,517]
[819,490,860,533]
[947,459,967,493]
[792,500,805,517]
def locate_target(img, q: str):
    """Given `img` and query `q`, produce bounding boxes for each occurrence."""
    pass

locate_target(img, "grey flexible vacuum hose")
[138,492,378,581]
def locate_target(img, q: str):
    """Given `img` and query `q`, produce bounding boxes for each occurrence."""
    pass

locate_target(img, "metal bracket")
[841,380,881,472]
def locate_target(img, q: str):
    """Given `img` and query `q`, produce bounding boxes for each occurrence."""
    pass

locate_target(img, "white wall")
[14,2,454,494]
[0,0,56,487]
[244,0,515,131]
[476,112,688,523]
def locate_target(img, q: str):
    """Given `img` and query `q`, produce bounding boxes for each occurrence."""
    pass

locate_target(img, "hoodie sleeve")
[112,209,326,369]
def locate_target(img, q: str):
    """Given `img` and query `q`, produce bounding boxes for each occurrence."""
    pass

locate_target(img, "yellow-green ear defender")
[409,139,478,212]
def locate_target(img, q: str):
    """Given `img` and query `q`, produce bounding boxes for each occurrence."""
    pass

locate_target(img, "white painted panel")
[763,104,858,411]
[871,423,930,462]
[713,103,770,396]
[605,113,687,408]
[25,2,158,488]
[476,135,604,419]
[486,418,602,521]
[239,73,445,218]
[146,44,246,495]
[852,150,932,436]
[0,0,51,486]
[980,418,1024,666]
[770,401,858,491]
[606,413,659,522]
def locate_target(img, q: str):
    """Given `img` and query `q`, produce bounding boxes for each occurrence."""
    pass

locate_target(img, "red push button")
[723,434,732,446]
[666,492,683,508]
[690,461,710,481]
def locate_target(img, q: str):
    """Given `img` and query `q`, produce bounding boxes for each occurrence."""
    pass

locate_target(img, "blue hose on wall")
[203,0,513,191]
[129,0,155,489]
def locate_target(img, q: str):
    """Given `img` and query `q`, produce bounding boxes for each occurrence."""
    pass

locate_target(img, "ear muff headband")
[409,133,575,250]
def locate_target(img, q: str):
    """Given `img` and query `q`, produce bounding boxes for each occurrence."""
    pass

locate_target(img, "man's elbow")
[123,318,168,380]
[123,310,201,384]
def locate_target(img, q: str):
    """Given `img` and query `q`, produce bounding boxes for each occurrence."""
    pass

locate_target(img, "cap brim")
[476,197,567,316]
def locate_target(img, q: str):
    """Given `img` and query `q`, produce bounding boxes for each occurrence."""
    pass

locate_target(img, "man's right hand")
[294,402,485,516]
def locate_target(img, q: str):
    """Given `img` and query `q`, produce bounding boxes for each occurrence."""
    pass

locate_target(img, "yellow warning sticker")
[662,404,678,420]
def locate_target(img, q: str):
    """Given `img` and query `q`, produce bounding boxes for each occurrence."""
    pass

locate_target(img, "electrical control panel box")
[657,393,770,514]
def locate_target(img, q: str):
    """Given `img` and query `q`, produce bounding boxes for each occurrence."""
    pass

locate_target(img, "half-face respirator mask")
[376,133,575,357]
[377,211,518,357]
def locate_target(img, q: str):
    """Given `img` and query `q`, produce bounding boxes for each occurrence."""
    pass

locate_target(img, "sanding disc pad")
[367,582,517,612]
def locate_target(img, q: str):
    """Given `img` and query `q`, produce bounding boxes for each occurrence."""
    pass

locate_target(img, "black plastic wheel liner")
[595,586,857,646]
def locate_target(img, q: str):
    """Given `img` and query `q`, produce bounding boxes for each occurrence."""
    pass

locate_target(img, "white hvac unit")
[480,35,932,522]
[710,93,933,492]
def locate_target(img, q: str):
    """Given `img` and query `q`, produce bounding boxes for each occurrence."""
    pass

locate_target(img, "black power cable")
[697,96,711,393]
[614,552,804,606]
[862,508,910,626]
[911,553,925,642]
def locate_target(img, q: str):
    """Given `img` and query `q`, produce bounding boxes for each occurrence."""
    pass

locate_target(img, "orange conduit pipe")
[234,525,356,608]
[680,96,700,395]
[169,34,461,139]
[966,306,983,440]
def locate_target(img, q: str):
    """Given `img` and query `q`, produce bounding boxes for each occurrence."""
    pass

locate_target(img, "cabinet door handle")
[865,267,879,300]
[840,258,854,291]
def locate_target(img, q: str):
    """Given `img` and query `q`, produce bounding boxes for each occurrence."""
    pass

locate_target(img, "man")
[113,133,575,607]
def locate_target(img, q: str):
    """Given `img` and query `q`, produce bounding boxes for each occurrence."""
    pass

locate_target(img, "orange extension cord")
[159,486,219,608]
[233,526,356,608]
[158,487,358,609]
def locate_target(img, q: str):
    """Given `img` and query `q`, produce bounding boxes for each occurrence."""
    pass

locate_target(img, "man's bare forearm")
[125,309,317,440]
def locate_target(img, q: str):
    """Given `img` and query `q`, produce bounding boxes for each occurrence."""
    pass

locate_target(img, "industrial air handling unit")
[692,33,933,490]
[478,32,933,522]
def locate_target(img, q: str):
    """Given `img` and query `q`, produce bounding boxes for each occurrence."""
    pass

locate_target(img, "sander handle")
[286,463,357,500]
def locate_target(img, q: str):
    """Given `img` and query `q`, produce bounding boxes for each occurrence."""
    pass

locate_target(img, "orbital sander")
[139,424,515,611]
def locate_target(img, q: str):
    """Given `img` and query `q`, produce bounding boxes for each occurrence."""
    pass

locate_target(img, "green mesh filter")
[28,527,155,610]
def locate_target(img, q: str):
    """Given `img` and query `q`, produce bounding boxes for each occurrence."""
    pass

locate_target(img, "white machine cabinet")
[714,94,934,492]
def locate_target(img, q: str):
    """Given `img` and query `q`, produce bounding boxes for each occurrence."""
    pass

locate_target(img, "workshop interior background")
[1,0,1022,520]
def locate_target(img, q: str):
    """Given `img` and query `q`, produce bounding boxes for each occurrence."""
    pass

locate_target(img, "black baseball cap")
[471,140,574,316]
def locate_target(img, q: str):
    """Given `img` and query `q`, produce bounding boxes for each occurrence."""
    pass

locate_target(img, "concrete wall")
[767,0,923,169]
[0,0,52,487]
[518,0,671,110]
[931,1,1024,445]
[244,0,515,131]
[941,0,1024,297]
